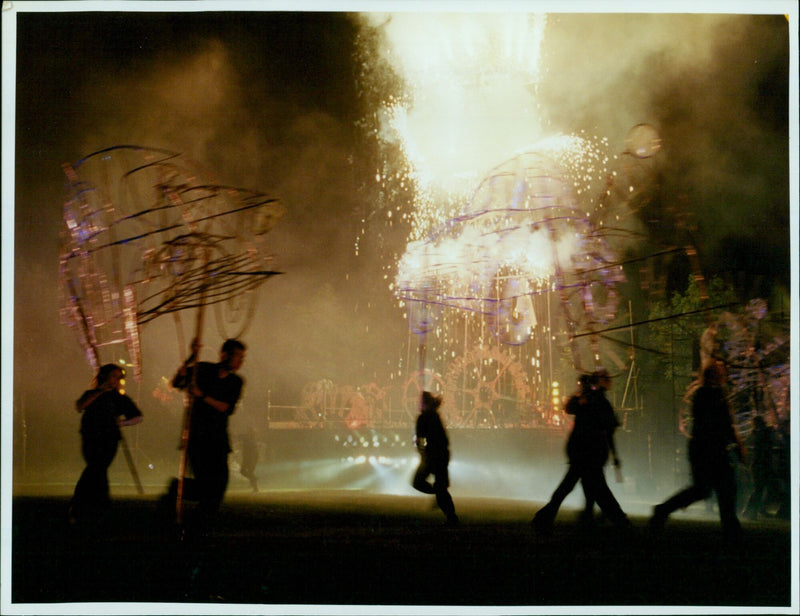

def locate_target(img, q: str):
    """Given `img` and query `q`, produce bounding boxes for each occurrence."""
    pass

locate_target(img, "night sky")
[3,3,796,487]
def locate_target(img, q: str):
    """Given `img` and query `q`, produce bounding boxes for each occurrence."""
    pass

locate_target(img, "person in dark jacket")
[412,391,459,526]
[172,338,246,519]
[650,362,746,539]
[69,363,143,522]
[532,369,629,530]
[531,373,591,527]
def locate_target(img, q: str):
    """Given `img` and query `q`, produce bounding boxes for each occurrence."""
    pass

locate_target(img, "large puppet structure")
[681,299,790,440]
[59,145,284,511]
[394,126,666,428]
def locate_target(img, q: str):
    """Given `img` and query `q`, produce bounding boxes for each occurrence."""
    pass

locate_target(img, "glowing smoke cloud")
[369,11,621,359]
[396,137,623,353]
[372,12,548,204]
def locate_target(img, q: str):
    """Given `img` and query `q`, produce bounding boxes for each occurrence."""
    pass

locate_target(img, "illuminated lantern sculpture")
[59,144,285,507]
[396,140,626,376]
[59,145,285,377]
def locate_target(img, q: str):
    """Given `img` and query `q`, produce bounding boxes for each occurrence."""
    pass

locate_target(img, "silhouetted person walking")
[651,363,746,540]
[531,373,592,525]
[170,338,246,526]
[158,339,247,601]
[69,363,143,523]
[413,391,459,526]
[532,369,629,530]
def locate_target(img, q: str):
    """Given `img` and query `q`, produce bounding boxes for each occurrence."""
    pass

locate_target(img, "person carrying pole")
[170,338,246,531]
[69,363,143,524]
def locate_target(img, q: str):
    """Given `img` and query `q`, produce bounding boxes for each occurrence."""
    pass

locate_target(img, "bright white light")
[374,13,548,195]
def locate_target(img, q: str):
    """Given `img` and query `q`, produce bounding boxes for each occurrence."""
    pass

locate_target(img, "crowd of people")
[67,341,786,543]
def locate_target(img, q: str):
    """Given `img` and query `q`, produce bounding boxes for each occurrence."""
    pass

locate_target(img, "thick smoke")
[359,12,789,299]
[12,11,404,485]
[539,14,789,296]
[9,10,791,497]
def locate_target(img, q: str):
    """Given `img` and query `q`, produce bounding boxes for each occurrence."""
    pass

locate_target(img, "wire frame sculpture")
[59,145,285,378]
[395,146,626,375]
[680,299,790,440]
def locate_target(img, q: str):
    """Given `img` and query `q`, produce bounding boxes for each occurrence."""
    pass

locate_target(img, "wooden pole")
[175,248,209,526]
[119,435,144,495]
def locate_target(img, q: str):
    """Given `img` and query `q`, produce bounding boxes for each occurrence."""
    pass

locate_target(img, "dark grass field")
[8,490,794,613]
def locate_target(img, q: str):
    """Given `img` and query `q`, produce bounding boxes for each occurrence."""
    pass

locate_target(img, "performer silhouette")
[69,363,143,523]
[650,362,746,540]
[532,370,629,530]
[412,391,459,526]
[170,339,246,525]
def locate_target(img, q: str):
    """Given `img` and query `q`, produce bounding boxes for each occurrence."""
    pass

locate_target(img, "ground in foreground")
[9,490,793,612]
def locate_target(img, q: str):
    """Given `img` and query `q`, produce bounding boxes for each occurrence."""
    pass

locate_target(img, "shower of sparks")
[394,134,620,352]
[357,12,644,418]
[396,138,599,301]
[360,13,614,295]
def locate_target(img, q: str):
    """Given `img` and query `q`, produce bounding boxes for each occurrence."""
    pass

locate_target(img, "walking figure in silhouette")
[532,369,629,531]
[533,374,593,522]
[650,362,746,540]
[167,338,246,528]
[412,391,459,526]
[69,363,143,523]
